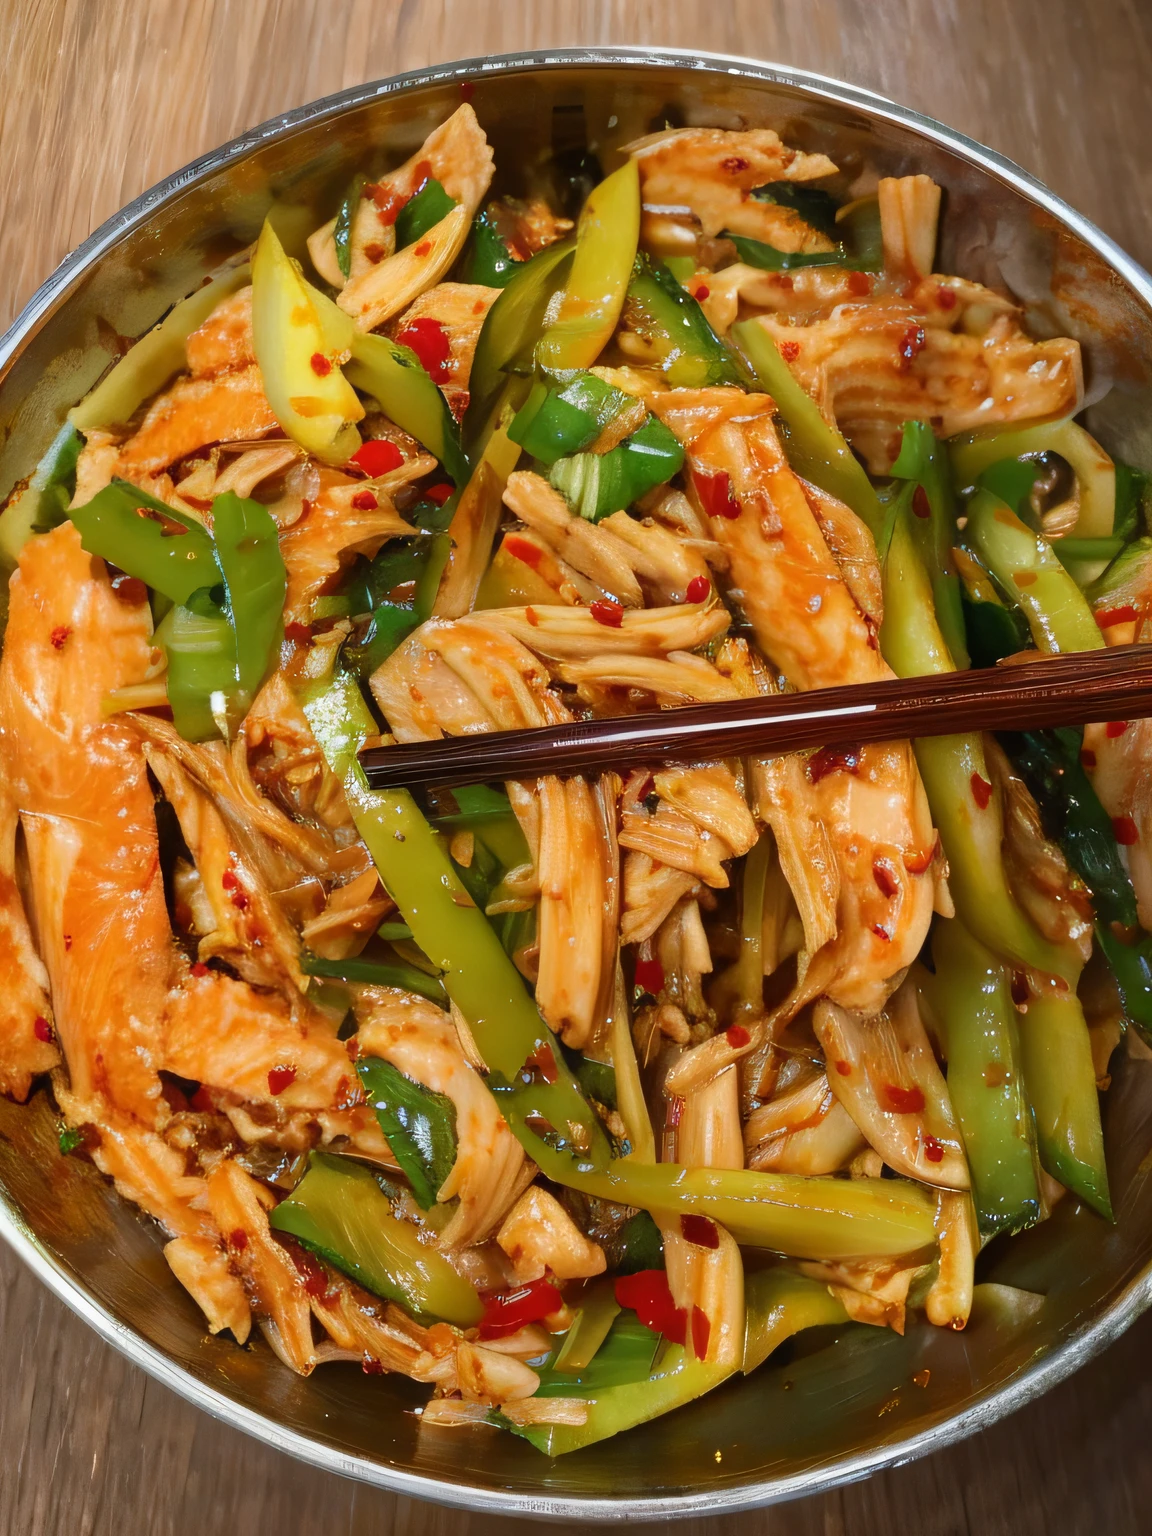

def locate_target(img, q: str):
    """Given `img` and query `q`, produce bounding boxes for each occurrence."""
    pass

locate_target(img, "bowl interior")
[2,54,1152,1519]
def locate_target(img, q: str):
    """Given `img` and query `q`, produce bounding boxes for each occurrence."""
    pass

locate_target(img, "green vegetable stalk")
[623,255,745,388]
[891,419,969,669]
[965,490,1105,654]
[732,320,885,536]
[356,1056,457,1209]
[548,416,685,522]
[299,949,448,1003]
[155,590,239,743]
[269,1151,481,1325]
[211,491,285,701]
[508,372,635,465]
[923,921,1040,1237]
[0,422,84,571]
[741,1266,850,1373]
[536,160,640,373]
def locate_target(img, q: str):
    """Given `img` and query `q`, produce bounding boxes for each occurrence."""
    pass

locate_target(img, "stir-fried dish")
[1,102,1149,1454]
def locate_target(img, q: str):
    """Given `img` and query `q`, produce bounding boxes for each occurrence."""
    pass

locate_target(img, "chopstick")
[357,643,1152,791]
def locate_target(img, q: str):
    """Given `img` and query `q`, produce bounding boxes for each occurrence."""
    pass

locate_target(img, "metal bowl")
[3,47,1152,1523]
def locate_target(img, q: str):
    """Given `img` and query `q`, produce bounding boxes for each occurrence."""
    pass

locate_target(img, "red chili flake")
[1106,720,1130,738]
[1096,604,1139,628]
[937,286,958,310]
[478,1277,561,1340]
[720,156,750,173]
[691,1304,711,1360]
[50,626,71,650]
[190,962,209,978]
[230,1229,248,1252]
[590,598,624,628]
[807,744,861,784]
[363,242,386,264]
[362,1355,385,1375]
[396,317,452,381]
[666,1093,684,1129]
[230,891,250,911]
[872,860,899,898]
[63,934,72,952]
[268,1064,297,1095]
[726,1024,751,1048]
[912,485,931,520]
[525,606,539,627]
[923,1134,945,1163]
[881,1083,925,1114]
[898,324,926,366]
[351,489,379,511]
[310,352,332,377]
[614,1270,687,1344]
[635,773,656,801]
[685,575,711,604]
[634,956,664,996]
[414,239,433,258]
[846,270,872,297]
[871,922,893,942]
[970,772,993,810]
[221,869,239,890]
[1114,815,1140,846]
[680,1214,720,1249]
[780,339,801,363]
[1081,748,1097,770]
[190,1086,215,1113]
[693,284,710,301]
[835,1059,852,1076]
[424,482,454,505]
[351,438,404,477]
[367,182,408,226]
[284,621,313,645]
[110,574,148,606]
[504,534,542,570]
[33,1016,53,1043]
[525,1040,559,1084]
[693,468,741,521]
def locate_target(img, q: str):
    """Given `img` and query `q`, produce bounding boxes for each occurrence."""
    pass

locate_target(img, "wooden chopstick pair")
[358,644,1152,791]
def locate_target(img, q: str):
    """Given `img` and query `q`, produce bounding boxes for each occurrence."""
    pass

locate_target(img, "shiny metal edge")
[3,46,1152,1522]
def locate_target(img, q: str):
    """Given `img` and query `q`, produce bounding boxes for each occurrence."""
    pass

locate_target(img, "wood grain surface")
[3,1,1152,1532]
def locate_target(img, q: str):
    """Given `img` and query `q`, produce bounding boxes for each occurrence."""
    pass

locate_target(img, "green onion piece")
[156,588,240,743]
[742,1266,850,1374]
[395,177,457,249]
[356,1056,458,1209]
[750,182,840,239]
[211,491,286,703]
[535,1314,661,1398]
[346,331,469,485]
[299,949,447,1003]
[333,173,367,280]
[269,1151,481,1325]
[723,234,849,272]
[550,1278,622,1375]
[549,415,684,522]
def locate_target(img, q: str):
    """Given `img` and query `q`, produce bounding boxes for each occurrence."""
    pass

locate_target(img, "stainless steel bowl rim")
[2,46,1152,1522]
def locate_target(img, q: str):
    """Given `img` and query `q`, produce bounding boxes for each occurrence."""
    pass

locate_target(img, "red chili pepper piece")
[912,485,931,519]
[691,1304,711,1360]
[923,1134,945,1163]
[268,1064,297,1095]
[693,284,710,301]
[1095,605,1139,628]
[693,468,741,520]
[351,489,379,511]
[50,626,71,650]
[111,573,148,606]
[590,599,624,628]
[478,1277,560,1340]
[351,439,404,477]
[310,352,332,377]
[846,270,872,296]
[424,482,454,505]
[880,1083,925,1114]
[1106,720,1130,738]
[899,324,926,365]
[903,836,939,875]
[1114,815,1140,846]
[970,772,992,810]
[780,340,800,363]
[396,317,452,382]
[835,1059,852,1076]
[414,239,433,257]
[362,1355,385,1375]
[190,962,209,978]
[685,575,710,604]
[726,1024,750,1048]
[525,1040,559,1084]
[807,744,861,784]
[680,1214,719,1249]
[230,1228,248,1251]
[614,1270,687,1344]
[221,869,238,890]
[872,860,899,898]
[230,890,250,911]
[936,286,958,310]
[633,956,664,996]
[33,1016,53,1042]
[504,534,542,569]
[871,922,893,942]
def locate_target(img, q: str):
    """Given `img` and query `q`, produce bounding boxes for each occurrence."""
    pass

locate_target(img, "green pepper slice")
[70,478,220,605]
[623,255,745,389]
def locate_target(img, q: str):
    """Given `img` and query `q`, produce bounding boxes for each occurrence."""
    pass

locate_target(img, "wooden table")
[3,1,1152,1530]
